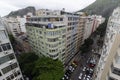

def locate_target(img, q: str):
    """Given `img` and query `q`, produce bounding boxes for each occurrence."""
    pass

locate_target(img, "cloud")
[0,0,96,16]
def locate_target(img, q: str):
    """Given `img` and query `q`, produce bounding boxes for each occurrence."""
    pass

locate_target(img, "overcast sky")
[0,0,96,17]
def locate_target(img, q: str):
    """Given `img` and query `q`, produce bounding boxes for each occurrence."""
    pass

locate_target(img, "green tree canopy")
[84,38,94,46]
[17,52,39,79]
[32,57,64,80]
[8,34,15,44]
[96,19,108,37]
[17,53,64,80]
[80,44,90,53]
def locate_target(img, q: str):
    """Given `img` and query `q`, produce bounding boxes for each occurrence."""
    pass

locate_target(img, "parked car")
[72,60,78,67]
[83,75,86,80]
[62,74,69,80]
[78,73,83,80]
[86,77,90,80]
[83,67,86,71]
[68,65,75,72]
[88,58,96,68]
[65,70,71,77]
[87,58,91,63]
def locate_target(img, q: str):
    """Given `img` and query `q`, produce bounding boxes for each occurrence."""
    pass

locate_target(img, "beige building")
[4,17,21,37]
[83,15,105,40]
[3,12,33,37]
[26,9,84,64]
[95,7,120,80]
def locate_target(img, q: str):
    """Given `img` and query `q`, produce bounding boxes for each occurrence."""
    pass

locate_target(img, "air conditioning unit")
[8,61,13,64]
[12,69,16,73]
[4,51,8,54]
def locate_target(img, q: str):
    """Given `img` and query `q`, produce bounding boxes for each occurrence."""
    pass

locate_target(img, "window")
[108,77,116,80]
[112,68,120,76]
[17,70,21,75]
[1,43,11,51]
[14,72,17,77]
[19,77,23,80]
[6,76,11,80]
[1,44,7,51]
[62,35,66,38]
[6,43,11,50]
[10,74,14,79]
[111,64,120,76]
[0,54,15,65]
[0,46,2,52]
[49,53,59,58]
[60,18,63,21]
[47,38,58,42]
[49,49,58,53]
[39,31,42,34]
[0,30,7,40]
[0,72,2,76]
[2,63,18,74]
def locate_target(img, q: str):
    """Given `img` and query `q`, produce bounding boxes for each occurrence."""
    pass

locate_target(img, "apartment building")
[0,18,23,80]
[3,17,21,37]
[26,9,84,64]
[3,12,33,37]
[95,7,120,80]
[83,15,105,40]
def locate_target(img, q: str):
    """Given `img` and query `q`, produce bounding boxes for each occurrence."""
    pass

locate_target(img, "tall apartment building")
[3,17,21,37]
[83,15,105,40]
[0,18,23,80]
[3,12,33,37]
[26,9,84,64]
[95,7,120,80]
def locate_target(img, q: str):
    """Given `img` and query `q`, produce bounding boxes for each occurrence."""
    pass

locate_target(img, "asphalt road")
[69,35,101,80]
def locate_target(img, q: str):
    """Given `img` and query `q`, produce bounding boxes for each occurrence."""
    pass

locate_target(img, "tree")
[32,57,64,80]
[96,19,108,37]
[17,53,64,80]
[8,34,15,44]
[17,52,39,79]
[80,44,90,53]
[84,38,94,46]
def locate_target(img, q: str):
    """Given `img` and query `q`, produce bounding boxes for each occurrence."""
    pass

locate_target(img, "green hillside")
[80,0,120,17]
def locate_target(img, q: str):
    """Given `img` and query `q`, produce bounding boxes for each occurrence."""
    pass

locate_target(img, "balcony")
[113,59,120,69]
[27,21,65,26]
[109,68,120,80]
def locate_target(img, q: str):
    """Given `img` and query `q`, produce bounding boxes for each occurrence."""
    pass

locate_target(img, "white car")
[86,77,90,80]
[78,73,83,80]
[87,75,91,78]
[68,66,72,70]
[68,66,75,72]
[83,75,86,80]
[83,67,86,71]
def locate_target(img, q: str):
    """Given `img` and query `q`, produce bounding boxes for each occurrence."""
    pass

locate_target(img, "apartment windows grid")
[0,30,7,40]
[108,77,117,80]
[0,53,15,65]
[1,43,11,51]
[6,70,21,80]
[112,67,120,76]
[2,62,18,74]
[26,10,85,64]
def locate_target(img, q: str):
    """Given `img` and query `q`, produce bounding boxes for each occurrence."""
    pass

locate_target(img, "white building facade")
[0,18,23,80]
[83,15,105,40]
[95,7,120,80]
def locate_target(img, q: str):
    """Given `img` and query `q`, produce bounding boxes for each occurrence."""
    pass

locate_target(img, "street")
[63,34,102,80]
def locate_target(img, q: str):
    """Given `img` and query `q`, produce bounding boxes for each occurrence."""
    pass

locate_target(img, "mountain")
[6,6,36,18]
[80,0,120,18]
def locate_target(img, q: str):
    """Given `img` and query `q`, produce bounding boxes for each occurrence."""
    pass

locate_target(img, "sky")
[0,0,96,17]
